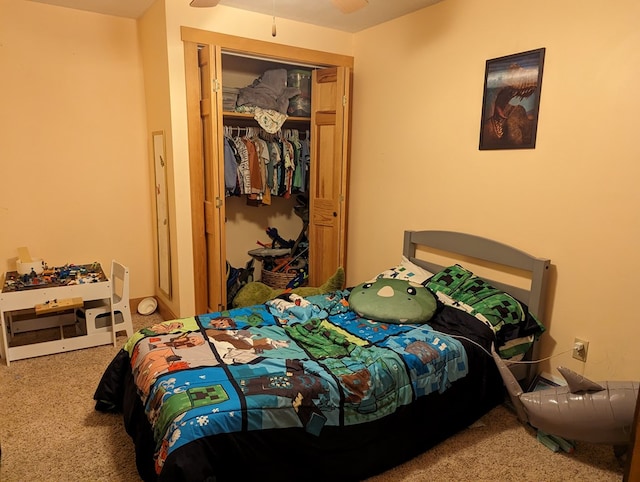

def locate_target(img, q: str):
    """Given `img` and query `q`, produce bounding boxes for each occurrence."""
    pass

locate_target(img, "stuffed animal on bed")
[232,267,345,308]
[349,278,438,324]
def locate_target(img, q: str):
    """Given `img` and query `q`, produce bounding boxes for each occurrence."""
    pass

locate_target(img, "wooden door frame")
[182,27,353,314]
[182,28,354,70]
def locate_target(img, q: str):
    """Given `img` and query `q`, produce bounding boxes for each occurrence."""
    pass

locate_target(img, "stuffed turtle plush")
[232,267,345,308]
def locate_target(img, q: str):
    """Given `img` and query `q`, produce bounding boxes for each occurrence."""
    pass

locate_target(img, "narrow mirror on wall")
[153,131,172,298]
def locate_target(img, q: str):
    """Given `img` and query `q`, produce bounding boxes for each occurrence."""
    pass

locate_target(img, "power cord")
[503,348,574,365]
[429,329,574,365]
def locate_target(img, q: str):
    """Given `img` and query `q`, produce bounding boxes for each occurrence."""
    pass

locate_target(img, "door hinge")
[215,196,223,208]
[342,95,347,106]
[213,78,221,93]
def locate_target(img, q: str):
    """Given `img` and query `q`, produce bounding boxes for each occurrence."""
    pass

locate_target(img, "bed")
[94,230,550,481]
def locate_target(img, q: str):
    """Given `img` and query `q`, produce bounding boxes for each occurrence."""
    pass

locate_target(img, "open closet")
[182,28,354,314]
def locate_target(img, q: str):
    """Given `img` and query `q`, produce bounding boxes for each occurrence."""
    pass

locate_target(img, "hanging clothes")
[224,137,239,194]
[254,137,271,205]
[223,126,310,205]
[232,134,251,195]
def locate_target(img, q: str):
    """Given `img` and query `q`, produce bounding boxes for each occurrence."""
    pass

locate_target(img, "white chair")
[78,260,133,339]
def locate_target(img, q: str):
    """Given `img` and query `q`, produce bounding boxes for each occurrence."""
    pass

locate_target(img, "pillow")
[426,264,545,357]
[498,335,535,360]
[434,291,532,360]
[372,255,434,286]
[349,278,437,324]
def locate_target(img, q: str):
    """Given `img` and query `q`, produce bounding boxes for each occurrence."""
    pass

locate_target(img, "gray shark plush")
[492,346,639,447]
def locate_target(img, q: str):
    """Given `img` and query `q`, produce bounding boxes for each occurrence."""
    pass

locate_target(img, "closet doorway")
[182,28,354,314]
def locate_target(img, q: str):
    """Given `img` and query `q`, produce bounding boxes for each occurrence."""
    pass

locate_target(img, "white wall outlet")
[572,338,589,362]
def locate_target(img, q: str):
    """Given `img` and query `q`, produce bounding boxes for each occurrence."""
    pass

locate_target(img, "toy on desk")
[3,261,106,292]
[492,346,639,452]
[15,246,45,276]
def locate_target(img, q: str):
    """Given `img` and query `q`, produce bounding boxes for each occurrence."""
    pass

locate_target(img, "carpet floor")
[0,312,625,481]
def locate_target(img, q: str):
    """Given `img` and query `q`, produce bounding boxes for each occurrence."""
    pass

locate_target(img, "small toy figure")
[265,227,294,249]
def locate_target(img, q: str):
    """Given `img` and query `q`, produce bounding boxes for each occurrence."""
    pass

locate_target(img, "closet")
[182,28,353,314]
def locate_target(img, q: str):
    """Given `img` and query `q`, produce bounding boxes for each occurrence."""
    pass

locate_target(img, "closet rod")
[225,126,309,140]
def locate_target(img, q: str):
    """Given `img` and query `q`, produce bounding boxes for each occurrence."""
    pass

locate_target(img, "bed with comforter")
[94,230,550,481]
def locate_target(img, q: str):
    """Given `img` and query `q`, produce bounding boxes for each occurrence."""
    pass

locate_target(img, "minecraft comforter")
[94,289,504,482]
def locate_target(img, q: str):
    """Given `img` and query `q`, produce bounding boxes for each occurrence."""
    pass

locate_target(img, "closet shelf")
[223,111,310,122]
[223,111,310,128]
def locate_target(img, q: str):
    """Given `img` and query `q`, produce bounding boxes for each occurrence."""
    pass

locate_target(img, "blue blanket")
[123,290,468,475]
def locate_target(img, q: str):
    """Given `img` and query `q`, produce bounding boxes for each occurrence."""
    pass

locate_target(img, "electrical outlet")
[572,338,589,362]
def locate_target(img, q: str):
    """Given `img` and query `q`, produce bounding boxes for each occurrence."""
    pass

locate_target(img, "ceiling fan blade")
[190,0,220,7]
[331,0,369,14]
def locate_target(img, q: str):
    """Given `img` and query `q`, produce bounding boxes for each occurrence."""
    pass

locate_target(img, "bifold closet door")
[186,41,227,313]
[308,66,351,286]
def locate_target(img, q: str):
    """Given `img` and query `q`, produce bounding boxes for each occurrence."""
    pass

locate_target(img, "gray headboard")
[403,230,551,385]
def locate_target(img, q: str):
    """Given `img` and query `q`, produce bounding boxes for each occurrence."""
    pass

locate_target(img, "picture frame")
[479,48,545,150]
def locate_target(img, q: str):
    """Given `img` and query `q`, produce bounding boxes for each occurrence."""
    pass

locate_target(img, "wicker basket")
[261,268,305,289]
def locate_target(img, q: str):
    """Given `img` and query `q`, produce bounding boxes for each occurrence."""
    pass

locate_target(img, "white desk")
[1,267,115,366]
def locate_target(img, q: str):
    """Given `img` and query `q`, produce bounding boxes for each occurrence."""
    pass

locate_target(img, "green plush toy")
[349,278,437,324]
[232,267,345,308]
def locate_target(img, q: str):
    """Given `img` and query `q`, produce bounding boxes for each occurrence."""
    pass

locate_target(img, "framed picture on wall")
[479,48,545,150]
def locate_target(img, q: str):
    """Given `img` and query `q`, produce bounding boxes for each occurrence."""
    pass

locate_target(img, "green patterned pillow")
[427,264,545,356]
[426,264,474,295]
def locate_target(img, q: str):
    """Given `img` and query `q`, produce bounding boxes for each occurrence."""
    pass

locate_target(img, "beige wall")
[0,0,154,298]
[138,0,177,311]
[349,0,640,380]
[3,0,638,382]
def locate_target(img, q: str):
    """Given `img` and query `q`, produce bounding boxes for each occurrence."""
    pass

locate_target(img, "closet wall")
[221,54,310,275]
